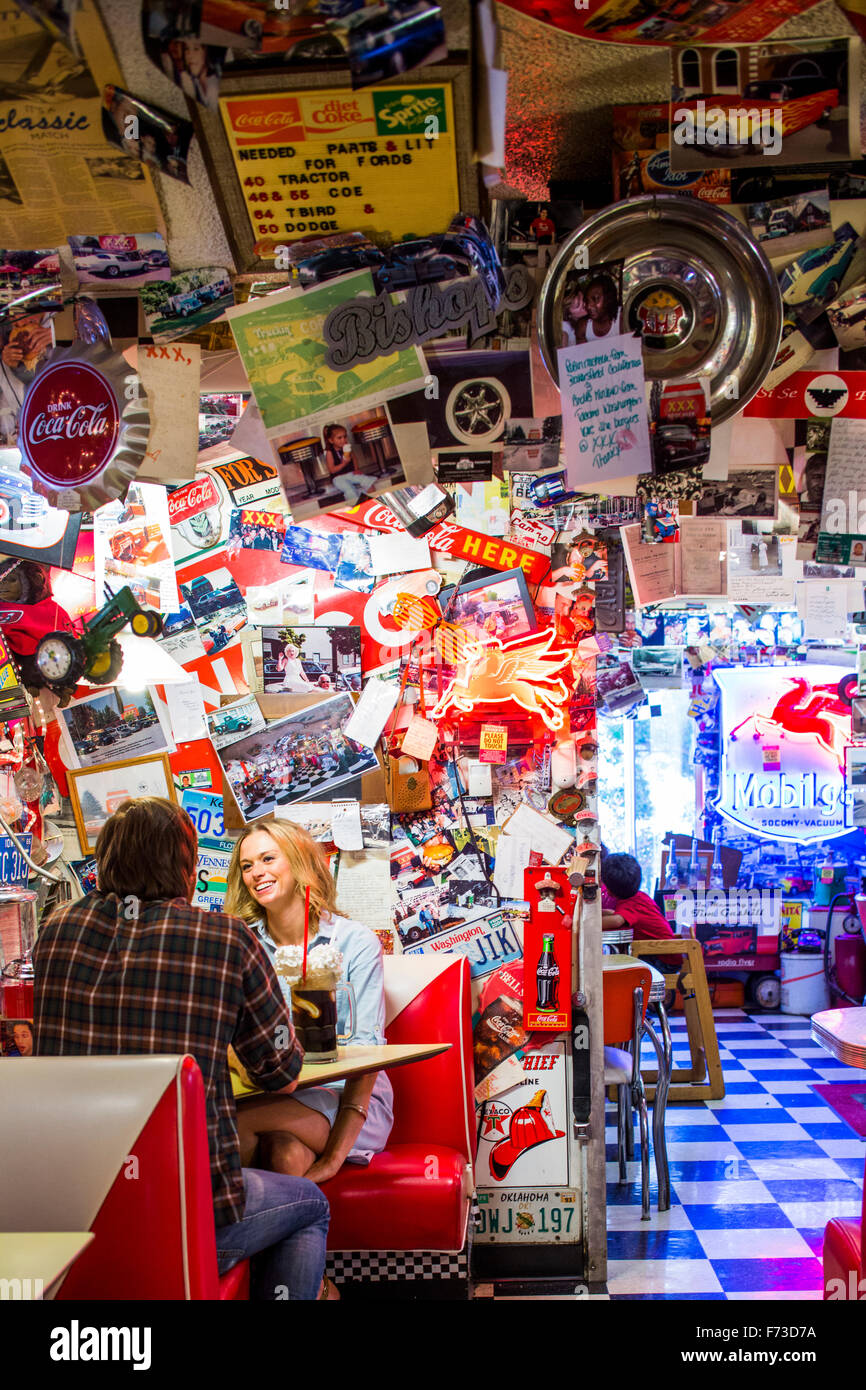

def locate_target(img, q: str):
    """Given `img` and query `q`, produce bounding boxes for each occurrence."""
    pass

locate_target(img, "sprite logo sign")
[373,88,447,135]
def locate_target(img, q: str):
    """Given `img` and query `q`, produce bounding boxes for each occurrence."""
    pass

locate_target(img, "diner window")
[598,689,697,890]
[679,48,701,91]
[713,48,740,92]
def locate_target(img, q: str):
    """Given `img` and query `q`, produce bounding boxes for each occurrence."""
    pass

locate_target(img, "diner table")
[602,954,672,1212]
[811,1007,866,1069]
[0,1231,94,1299]
[230,1041,451,1100]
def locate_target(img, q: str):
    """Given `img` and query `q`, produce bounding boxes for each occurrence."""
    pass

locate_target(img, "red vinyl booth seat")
[0,1054,247,1300]
[323,955,476,1253]
[823,1155,865,1299]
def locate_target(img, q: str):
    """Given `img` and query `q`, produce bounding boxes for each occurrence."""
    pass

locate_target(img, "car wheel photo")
[445,377,511,445]
[105,264,120,277]
[750,972,781,1011]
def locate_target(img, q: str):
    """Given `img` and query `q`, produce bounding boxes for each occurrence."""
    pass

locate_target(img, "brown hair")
[225,819,338,930]
[95,797,197,901]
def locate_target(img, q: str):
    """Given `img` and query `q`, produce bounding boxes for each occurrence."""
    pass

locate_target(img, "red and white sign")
[20,361,119,487]
[351,499,549,582]
[168,475,222,526]
[744,372,866,420]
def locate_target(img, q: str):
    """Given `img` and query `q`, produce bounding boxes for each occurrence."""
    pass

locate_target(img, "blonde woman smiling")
[225,820,393,1185]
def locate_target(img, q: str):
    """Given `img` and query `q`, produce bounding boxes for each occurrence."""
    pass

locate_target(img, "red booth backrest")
[58,1057,220,1300]
[384,956,476,1164]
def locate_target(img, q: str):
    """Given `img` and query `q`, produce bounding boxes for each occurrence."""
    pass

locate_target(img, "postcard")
[225,272,428,440]
[217,693,380,819]
[669,38,860,172]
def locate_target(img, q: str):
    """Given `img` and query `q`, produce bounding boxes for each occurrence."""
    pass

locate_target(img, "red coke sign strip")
[168,474,221,525]
[20,361,119,486]
[743,371,866,419]
[351,499,549,583]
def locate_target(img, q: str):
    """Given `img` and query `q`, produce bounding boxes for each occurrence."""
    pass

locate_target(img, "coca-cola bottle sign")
[19,361,120,487]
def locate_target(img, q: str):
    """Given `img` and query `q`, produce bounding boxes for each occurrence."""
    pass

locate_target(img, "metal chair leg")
[616,1083,628,1181]
[632,983,651,1221]
[643,1006,672,1213]
[636,1090,651,1221]
[623,1077,635,1161]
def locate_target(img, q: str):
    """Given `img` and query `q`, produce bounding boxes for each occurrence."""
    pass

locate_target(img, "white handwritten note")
[165,680,208,744]
[821,417,866,535]
[330,800,364,851]
[558,333,653,488]
[803,580,849,642]
[502,801,573,864]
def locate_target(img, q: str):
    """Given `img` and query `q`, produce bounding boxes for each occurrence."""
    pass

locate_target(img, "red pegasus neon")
[730,677,851,768]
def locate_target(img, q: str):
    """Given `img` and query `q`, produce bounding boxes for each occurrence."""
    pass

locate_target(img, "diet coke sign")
[19,360,120,488]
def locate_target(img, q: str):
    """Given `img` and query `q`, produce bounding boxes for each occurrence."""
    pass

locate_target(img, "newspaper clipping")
[0,1,163,248]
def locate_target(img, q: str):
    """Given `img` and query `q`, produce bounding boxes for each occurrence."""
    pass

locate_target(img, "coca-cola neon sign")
[17,341,149,512]
[19,361,119,486]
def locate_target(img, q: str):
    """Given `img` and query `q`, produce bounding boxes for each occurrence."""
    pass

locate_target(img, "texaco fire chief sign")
[18,341,150,512]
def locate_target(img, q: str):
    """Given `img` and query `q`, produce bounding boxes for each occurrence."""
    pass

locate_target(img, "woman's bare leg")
[236,1094,331,1173]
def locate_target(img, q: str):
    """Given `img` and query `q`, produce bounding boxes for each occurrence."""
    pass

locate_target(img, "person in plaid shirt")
[33,797,329,1301]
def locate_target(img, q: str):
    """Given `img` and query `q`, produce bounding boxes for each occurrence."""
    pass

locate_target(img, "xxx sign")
[713,666,854,844]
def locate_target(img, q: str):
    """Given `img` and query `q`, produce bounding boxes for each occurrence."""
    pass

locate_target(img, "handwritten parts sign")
[558,333,652,487]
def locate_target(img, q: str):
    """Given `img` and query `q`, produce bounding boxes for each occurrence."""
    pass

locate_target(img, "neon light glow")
[431,628,573,732]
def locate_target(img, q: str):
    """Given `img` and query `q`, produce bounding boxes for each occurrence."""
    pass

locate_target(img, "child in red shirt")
[601,852,680,971]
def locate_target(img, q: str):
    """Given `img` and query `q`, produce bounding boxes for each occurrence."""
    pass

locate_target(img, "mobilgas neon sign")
[713,666,853,844]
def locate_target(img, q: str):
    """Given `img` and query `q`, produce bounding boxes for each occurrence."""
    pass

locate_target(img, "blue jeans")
[215,1168,329,1301]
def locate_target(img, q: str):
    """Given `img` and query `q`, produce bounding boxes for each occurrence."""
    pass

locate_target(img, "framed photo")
[67,754,177,855]
[216,692,380,819]
[438,568,538,646]
[188,63,479,272]
[57,686,174,770]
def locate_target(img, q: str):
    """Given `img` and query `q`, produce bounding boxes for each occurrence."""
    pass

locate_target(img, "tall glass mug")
[291,972,355,1063]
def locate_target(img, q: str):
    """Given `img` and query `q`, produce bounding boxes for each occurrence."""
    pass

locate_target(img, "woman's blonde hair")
[225,819,338,929]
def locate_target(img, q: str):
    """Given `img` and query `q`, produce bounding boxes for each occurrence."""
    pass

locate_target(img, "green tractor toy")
[35,586,165,694]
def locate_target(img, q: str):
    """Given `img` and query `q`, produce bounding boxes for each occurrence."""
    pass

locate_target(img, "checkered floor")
[604,1008,866,1300]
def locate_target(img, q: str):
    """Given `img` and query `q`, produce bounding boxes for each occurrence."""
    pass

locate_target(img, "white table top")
[0,1232,93,1298]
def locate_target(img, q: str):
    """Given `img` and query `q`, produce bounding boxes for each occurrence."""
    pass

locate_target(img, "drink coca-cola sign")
[17,342,150,513]
[20,360,119,487]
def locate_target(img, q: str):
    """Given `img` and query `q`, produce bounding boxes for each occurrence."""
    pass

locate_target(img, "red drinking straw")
[302,885,310,980]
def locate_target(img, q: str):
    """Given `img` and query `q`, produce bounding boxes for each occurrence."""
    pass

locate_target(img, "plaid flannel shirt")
[32,892,302,1227]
